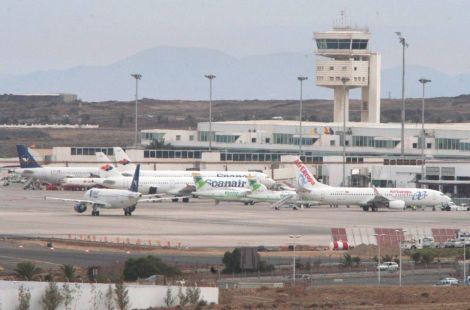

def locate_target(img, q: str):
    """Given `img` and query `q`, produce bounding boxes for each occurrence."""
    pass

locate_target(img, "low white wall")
[0,280,218,309]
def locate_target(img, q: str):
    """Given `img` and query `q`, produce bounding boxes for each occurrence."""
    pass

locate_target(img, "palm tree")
[61,264,76,282]
[14,262,42,281]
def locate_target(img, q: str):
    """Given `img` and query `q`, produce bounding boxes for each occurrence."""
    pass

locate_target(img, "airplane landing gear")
[124,208,133,216]
[182,197,189,203]
[91,210,100,216]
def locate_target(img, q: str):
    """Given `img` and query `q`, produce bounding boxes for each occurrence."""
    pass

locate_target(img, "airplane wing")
[361,186,390,206]
[270,194,296,210]
[44,196,106,207]
[168,184,196,196]
[138,196,191,203]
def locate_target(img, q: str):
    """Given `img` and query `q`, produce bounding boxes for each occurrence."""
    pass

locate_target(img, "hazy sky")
[2,0,470,75]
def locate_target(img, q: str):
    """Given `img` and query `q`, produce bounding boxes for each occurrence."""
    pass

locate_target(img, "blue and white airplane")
[15,145,102,184]
[46,164,164,216]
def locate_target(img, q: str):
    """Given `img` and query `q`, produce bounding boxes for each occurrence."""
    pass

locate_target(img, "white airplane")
[46,164,165,216]
[63,165,251,202]
[192,173,253,205]
[293,158,453,212]
[246,178,318,210]
[113,147,275,187]
[15,145,102,184]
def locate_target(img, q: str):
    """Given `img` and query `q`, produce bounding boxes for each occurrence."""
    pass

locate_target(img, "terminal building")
[6,23,470,200]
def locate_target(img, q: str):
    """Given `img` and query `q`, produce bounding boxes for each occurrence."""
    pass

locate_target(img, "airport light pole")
[131,74,142,147]
[419,78,431,187]
[289,235,301,285]
[464,240,467,285]
[205,74,216,151]
[373,233,386,285]
[396,32,408,158]
[297,76,308,157]
[396,229,407,287]
[341,77,350,187]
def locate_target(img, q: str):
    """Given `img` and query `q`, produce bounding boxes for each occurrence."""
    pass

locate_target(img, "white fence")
[0,280,218,309]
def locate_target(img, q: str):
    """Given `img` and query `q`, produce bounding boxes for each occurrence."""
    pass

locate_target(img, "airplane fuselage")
[83,188,141,209]
[300,187,450,207]
[19,167,100,184]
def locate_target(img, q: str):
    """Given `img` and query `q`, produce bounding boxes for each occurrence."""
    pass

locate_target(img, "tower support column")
[334,87,349,123]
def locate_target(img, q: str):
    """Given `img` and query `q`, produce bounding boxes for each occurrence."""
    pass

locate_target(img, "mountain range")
[1,46,469,101]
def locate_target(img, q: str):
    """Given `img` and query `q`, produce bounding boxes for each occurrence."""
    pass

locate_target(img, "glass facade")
[198,131,215,142]
[142,132,165,142]
[352,136,374,147]
[374,140,400,148]
[221,152,322,163]
[436,138,460,150]
[215,135,239,143]
[273,133,293,144]
[460,142,470,151]
[71,147,114,156]
[144,150,202,159]
[316,39,368,50]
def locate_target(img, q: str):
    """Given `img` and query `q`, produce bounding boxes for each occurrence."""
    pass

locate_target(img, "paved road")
[0,241,222,272]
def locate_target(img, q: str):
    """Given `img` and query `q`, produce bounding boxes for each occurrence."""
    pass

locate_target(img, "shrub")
[222,248,241,274]
[342,254,352,267]
[123,255,181,281]
[164,286,176,307]
[14,262,42,281]
[40,282,64,310]
[61,264,76,282]
[352,256,361,267]
[114,282,130,310]
[17,285,31,310]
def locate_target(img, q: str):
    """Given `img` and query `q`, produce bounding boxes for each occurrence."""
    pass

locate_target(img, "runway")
[1,184,469,248]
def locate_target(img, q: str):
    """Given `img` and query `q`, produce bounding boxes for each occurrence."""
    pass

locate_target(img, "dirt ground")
[216,285,470,309]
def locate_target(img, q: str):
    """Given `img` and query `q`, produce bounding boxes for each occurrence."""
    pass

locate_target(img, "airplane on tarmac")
[191,173,254,205]
[15,145,102,185]
[112,147,276,187]
[246,178,319,210]
[63,164,251,202]
[46,164,166,216]
[293,158,453,212]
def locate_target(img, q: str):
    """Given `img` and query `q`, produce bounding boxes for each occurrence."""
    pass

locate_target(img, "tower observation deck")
[314,26,381,123]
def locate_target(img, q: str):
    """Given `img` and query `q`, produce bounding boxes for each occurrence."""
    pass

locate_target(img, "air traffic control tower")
[314,26,381,123]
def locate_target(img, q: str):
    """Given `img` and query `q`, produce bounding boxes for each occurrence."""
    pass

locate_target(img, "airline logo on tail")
[192,173,207,190]
[129,164,140,192]
[118,159,131,165]
[100,164,114,172]
[294,159,315,186]
[16,145,41,168]
[248,178,262,192]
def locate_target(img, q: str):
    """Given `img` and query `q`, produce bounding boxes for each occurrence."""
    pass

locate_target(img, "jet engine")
[388,200,406,210]
[73,202,87,213]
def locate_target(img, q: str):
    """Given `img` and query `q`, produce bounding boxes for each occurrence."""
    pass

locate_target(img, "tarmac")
[1,184,469,248]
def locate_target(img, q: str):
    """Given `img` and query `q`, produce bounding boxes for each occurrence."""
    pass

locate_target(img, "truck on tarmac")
[401,237,437,250]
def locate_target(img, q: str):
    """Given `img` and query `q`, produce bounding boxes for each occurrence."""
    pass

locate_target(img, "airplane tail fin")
[113,147,133,166]
[248,176,267,193]
[129,164,140,192]
[293,157,327,189]
[96,152,112,164]
[192,173,211,191]
[16,145,41,168]
[99,164,121,178]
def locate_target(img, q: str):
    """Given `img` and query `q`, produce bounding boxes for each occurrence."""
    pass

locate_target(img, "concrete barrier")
[0,280,218,309]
